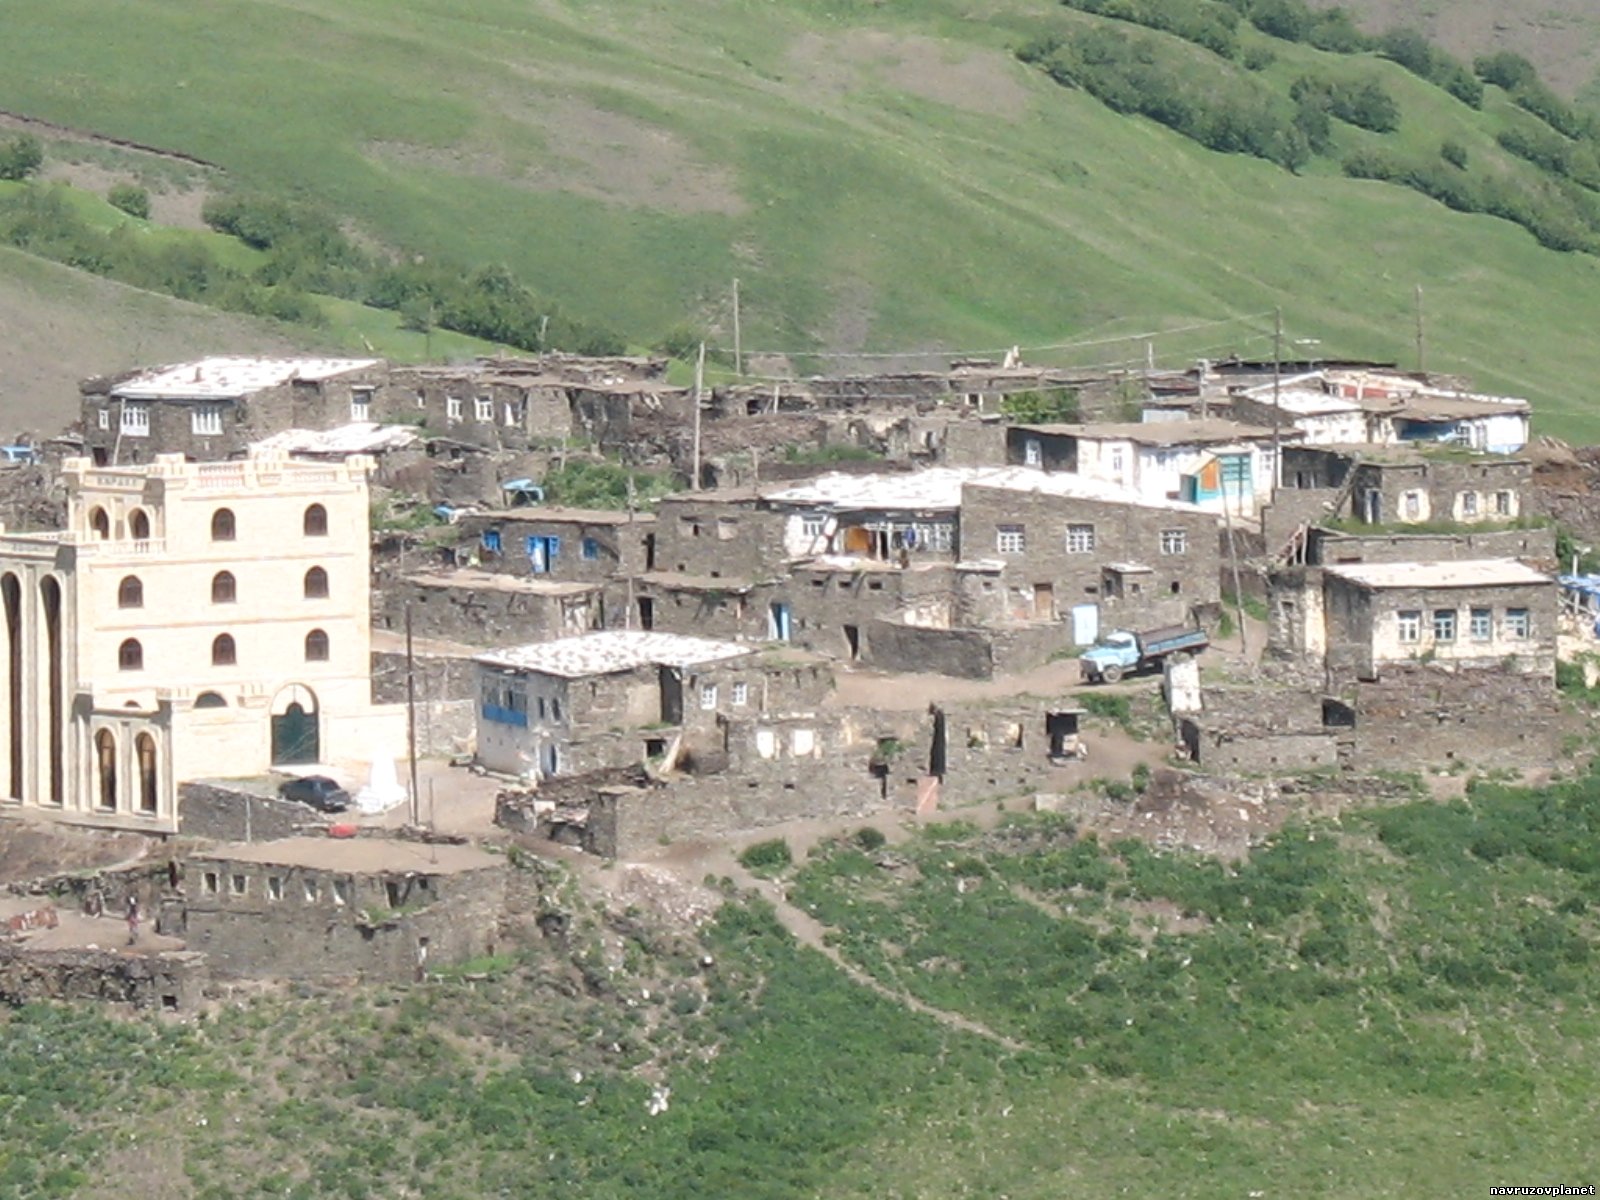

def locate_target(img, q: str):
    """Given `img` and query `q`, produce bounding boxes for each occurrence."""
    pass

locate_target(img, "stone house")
[173,838,505,982]
[384,363,571,449]
[1290,559,1557,683]
[381,569,605,645]
[80,357,386,465]
[472,630,831,781]
[958,478,1220,632]
[1005,419,1289,518]
[456,507,657,583]
[0,450,405,832]
[1232,369,1530,452]
[1277,444,1531,527]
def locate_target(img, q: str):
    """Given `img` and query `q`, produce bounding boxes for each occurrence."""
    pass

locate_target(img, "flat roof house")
[1318,558,1555,682]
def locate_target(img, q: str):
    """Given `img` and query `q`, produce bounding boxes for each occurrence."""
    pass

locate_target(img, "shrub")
[107,183,150,219]
[739,839,793,872]
[1291,75,1400,134]
[1440,140,1468,169]
[853,827,887,852]
[0,134,43,181]
[1240,44,1276,71]
[1000,388,1079,422]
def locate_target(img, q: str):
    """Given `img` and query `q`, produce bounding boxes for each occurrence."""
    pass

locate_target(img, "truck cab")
[1080,631,1140,684]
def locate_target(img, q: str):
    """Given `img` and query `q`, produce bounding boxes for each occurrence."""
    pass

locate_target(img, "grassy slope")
[2,0,1600,436]
[8,774,1600,1198]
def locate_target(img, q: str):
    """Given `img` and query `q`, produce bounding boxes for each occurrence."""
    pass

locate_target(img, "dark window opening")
[304,566,329,599]
[305,629,330,662]
[211,508,236,542]
[303,504,328,537]
[118,575,143,609]
[118,638,143,671]
[211,571,236,604]
[212,633,236,666]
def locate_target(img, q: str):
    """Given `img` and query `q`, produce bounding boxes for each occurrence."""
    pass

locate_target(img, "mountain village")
[2,343,1597,1007]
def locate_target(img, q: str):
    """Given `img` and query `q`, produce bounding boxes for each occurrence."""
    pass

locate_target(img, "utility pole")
[1143,339,1154,400]
[1414,283,1425,374]
[1272,306,1283,489]
[691,342,705,491]
[625,472,636,629]
[732,277,743,377]
[405,603,419,827]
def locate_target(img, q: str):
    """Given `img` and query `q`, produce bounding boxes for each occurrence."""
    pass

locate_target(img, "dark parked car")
[278,775,351,813]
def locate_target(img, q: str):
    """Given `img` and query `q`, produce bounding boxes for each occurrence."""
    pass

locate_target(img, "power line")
[712,311,1278,364]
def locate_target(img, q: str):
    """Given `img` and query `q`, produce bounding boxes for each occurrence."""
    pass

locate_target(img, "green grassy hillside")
[4,0,1600,437]
[8,770,1600,1198]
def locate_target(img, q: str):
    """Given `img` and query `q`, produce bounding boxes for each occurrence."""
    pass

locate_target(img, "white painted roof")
[763,467,1206,514]
[1238,385,1360,416]
[112,357,380,400]
[475,630,752,677]
[1325,559,1551,590]
[251,422,419,455]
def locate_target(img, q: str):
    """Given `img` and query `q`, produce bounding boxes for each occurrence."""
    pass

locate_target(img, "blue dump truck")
[1079,624,1209,684]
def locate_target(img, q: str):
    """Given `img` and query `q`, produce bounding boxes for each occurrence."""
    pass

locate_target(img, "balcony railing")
[481,703,529,728]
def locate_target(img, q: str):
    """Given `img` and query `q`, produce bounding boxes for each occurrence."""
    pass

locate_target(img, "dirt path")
[735,863,1030,1053]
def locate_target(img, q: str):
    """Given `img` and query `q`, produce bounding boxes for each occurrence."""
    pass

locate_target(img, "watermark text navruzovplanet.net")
[1489,1188,1595,1196]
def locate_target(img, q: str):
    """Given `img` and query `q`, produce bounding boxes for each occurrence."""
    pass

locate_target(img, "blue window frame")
[525,535,560,574]
[582,537,600,561]
[481,529,502,554]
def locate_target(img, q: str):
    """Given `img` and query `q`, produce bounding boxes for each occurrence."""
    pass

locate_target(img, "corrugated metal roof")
[474,630,751,677]
[1325,559,1550,589]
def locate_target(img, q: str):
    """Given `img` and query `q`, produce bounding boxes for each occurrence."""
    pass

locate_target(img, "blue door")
[768,602,792,642]
[526,535,559,574]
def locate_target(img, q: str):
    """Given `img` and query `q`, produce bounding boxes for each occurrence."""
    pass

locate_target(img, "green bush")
[1379,27,1482,108]
[539,459,674,510]
[739,838,793,872]
[1291,74,1400,134]
[999,388,1080,423]
[853,826,887,852]
[1440,140,1468,170]
[0,134,43,181]
[106,183,150,219]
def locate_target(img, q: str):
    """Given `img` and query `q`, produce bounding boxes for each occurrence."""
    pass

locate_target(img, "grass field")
[4,0,1600,437]
[6,771,1600,1198]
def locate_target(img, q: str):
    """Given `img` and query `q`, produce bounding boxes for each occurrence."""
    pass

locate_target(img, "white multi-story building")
[0,450,405,831]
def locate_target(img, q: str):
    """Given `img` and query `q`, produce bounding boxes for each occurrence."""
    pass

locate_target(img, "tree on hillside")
[0,135,43,182]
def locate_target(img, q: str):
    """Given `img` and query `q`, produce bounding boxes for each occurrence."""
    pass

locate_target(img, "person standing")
[125,896,140,946]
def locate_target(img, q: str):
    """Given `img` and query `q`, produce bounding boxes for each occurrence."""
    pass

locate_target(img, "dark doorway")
[41,577,62,804]
[657,668,683,725]
[637,597,655,630]
[1045,710,1084,760]
[843,624,860,660]
[3,574,20,800]
[271,701,319,765]
[929,707,947,779]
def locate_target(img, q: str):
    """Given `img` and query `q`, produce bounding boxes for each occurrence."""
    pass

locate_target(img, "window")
[700,684,718,710]
[303,878,320,902]
[1160,529,1188,555]
[481,528,502,555]
[1460,491,1478,517]
[305,629,330,662]
[1397,610,1421,644]
[202,871,219,895]
[350,389,373,422]
[996,525,1026,555]
[1403,491,1421,520]
[717,517,738,541]
[303,504,328,537]
[211,570,236,604]
[97,408,109,431]
[1495,491,1513,516]
[332,879,350,906]
[1469,608,1492,641]
[732,681,749,706]
[415,388,427,410]
[800,515,827,540]
[120,403,149,436]
[118,638,143,670]
[914,522,953,553]
[1023,437,1042,467]
[129,509,150,540]
[503,401,517,426]
[581,538,600,562]
[447,396,463,421]
[1110,447,1125,475]
[211,508,235,542]
[229,874,247,896]
[194,691,227,709]
[89,507,110,540]
[192,407,223,436]
[1432,609,1457,643]
[267,876,283,901]
[474,396,493,422]
[1065,524,1095,554]
[1505,608,1531,639]
[211,634,236,666]
[117,575,143,609]
[551,698,562,721]
[304,566,329,599]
